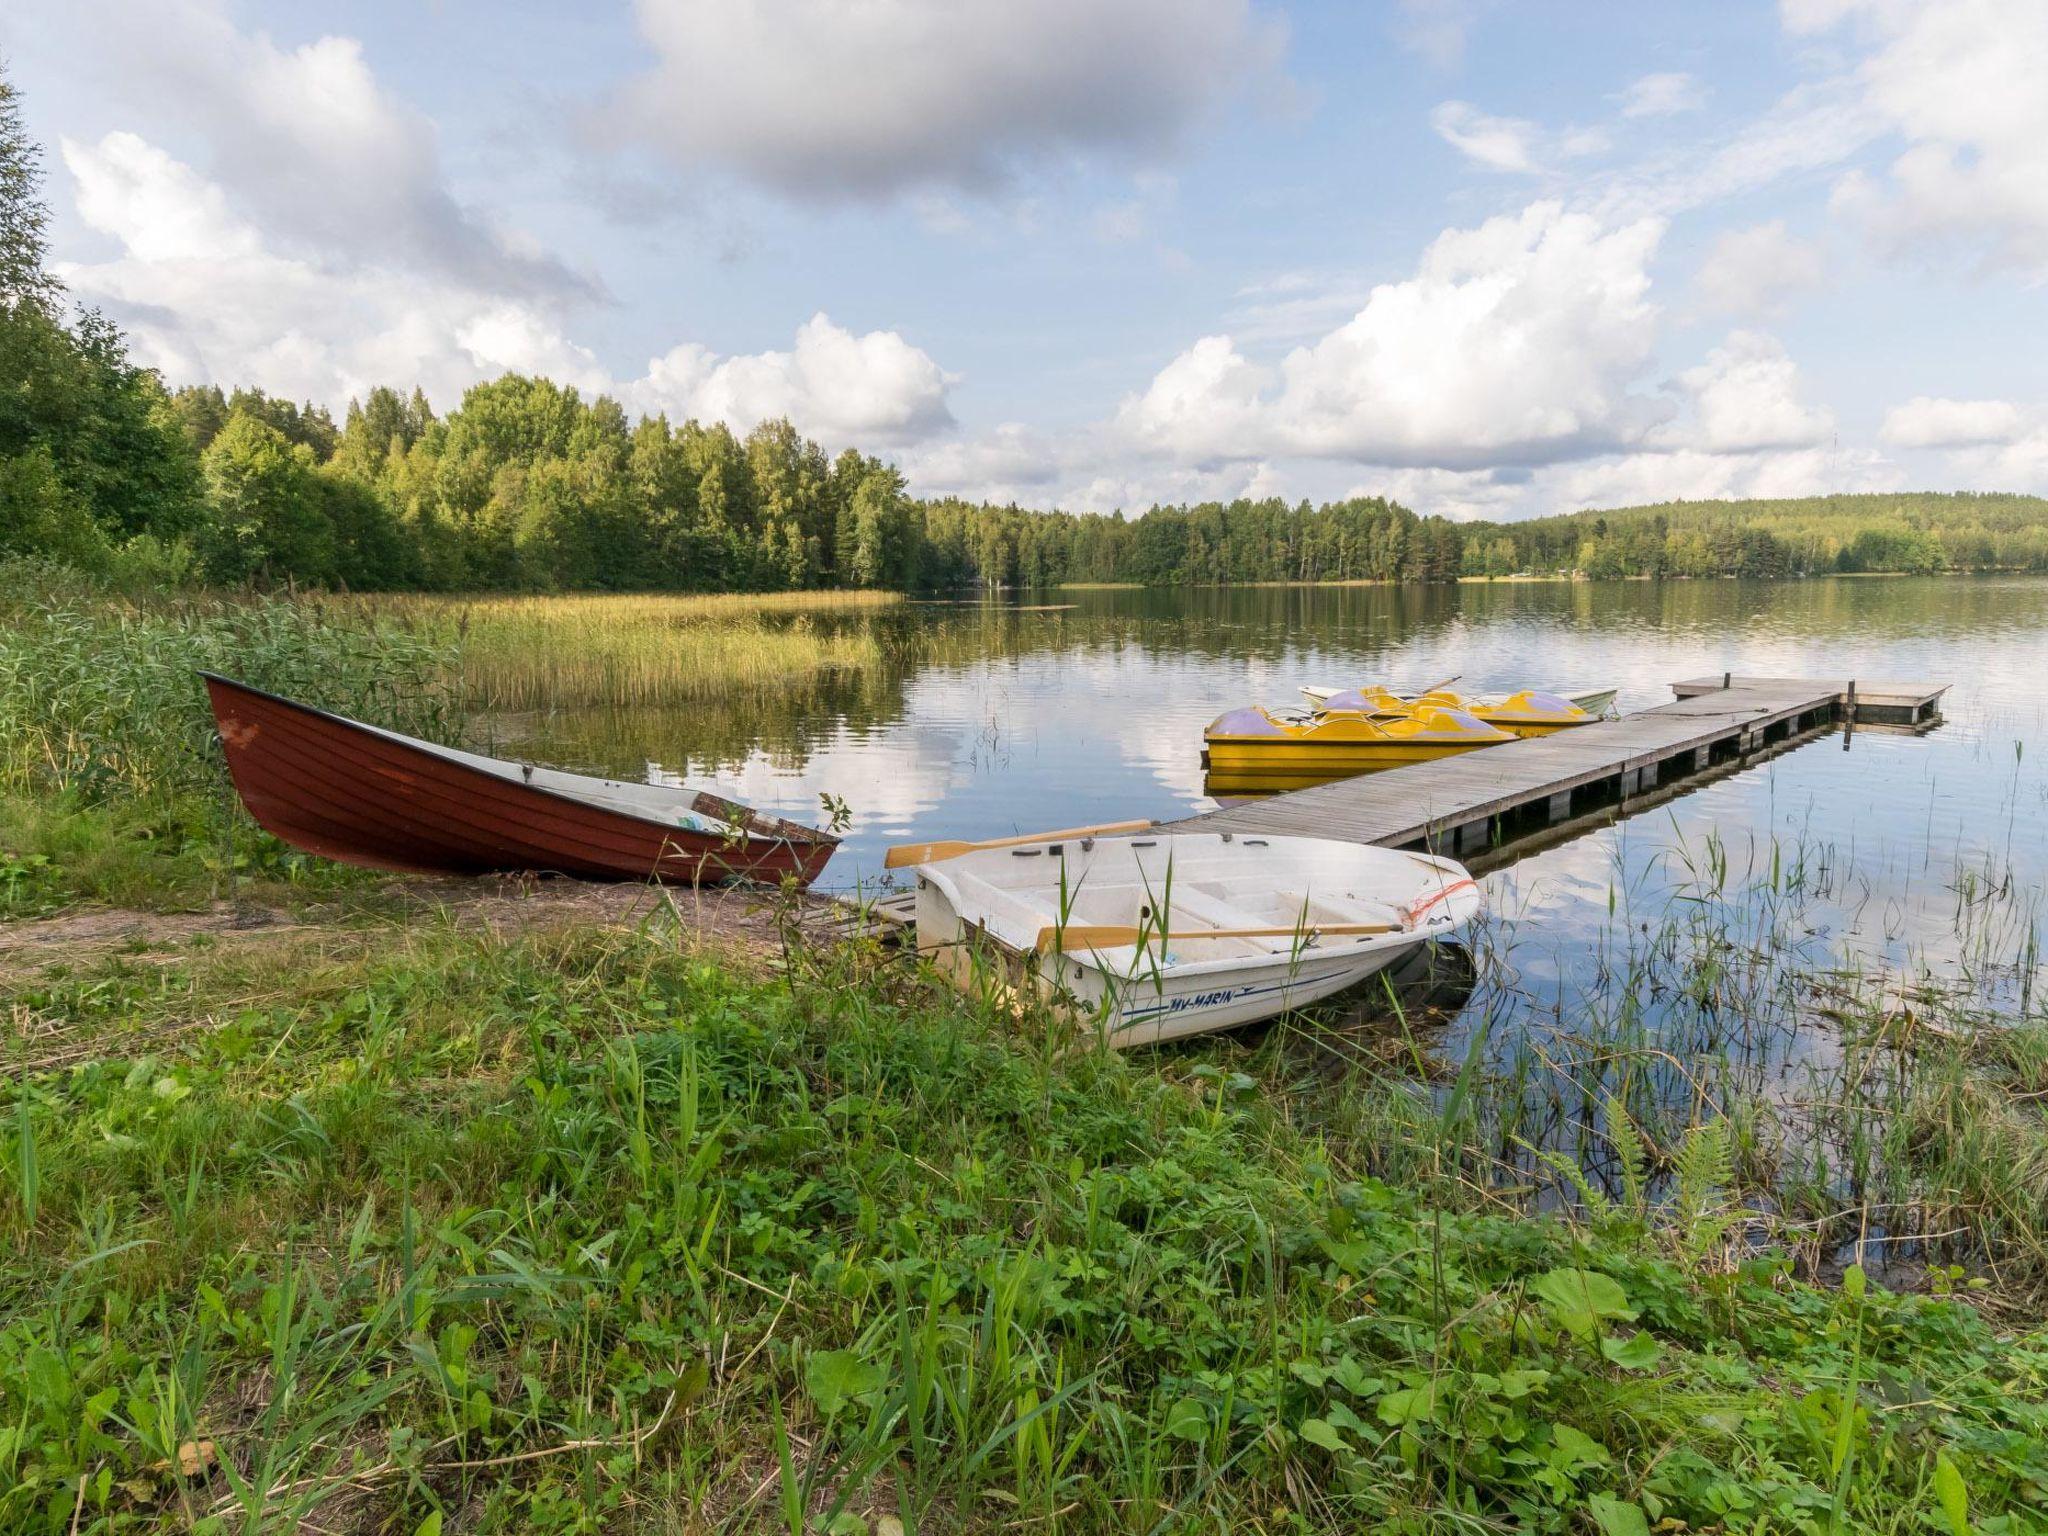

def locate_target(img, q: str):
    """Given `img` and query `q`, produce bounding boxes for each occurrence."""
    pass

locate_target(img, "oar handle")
[1036,920,1400,953]
[885,819,1157,869]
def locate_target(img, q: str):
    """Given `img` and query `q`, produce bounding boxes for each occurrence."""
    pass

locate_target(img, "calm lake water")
[499,575,2048,1224]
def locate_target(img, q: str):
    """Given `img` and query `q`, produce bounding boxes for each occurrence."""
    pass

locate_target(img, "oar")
[1411,673,1461,696]
[884,819,1157,869]
[1036,920,1400,953]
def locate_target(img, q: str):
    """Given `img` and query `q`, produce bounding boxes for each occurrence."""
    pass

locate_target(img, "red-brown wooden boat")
[202,673,838,887]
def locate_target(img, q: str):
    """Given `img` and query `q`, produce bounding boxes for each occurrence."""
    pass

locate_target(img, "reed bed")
[343,590,901,710]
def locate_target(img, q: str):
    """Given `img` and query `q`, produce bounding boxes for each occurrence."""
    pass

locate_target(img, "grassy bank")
[4,918,2046,1534]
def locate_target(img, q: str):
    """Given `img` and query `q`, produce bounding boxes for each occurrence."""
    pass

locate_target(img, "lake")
[498,577,2048,1230]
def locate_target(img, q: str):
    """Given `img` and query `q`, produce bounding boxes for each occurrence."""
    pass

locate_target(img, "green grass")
[345,591,899,710]
[2,920,2045,1534]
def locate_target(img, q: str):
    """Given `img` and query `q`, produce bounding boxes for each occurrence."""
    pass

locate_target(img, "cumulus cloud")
[1617,72,1708,118]
[1662,330,1834,453]
[1790,0,2048,277]
[1116,203,1670,470]
[1879,396,2024,449]
[70,0,591,301]
[611,0,1287,198]
[1694,220,1826,316]
[899,424,1063,502]
[1539,441,1900,510]
[55,134,607,408]
[56,133,956,450]
[630,315,954,445]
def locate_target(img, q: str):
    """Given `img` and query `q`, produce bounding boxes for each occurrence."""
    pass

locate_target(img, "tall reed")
[342,591,899,710]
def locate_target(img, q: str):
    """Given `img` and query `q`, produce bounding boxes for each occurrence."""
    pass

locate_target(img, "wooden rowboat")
[201,673,838,887]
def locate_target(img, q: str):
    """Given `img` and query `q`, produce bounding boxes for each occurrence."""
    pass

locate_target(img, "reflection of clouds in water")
[646,723,970,841]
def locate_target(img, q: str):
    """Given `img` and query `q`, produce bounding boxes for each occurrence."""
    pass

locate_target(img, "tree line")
[6,64,2048,593]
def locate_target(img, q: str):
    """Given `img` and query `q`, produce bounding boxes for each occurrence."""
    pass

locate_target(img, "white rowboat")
[914,832,1483,1047]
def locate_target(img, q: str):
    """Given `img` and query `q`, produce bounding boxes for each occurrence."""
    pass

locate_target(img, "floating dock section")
[1162,676,1949,858]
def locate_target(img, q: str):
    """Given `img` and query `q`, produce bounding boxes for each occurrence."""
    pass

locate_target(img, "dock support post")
[1843,679,1857,751]
[1618,767,1640,796]
[1457,820,1489,854]
[1722,670,1732,690]
[1692,746,1709,771]
[1546,790,1571,820]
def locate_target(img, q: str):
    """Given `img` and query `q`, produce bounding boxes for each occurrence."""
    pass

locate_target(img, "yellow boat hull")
[1203,736,1502,777]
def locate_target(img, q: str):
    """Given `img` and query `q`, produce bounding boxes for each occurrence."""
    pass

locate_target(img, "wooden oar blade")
[883,840,967,868]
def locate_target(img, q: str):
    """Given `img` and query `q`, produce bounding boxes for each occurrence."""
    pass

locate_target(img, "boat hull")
[1201,736,1501,781]
[921,901,1418,1047]
[913,833,1481,1048]
[203,674,836,888]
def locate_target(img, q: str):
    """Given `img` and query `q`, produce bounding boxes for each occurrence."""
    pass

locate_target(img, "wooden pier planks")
[1163,677,1938,852]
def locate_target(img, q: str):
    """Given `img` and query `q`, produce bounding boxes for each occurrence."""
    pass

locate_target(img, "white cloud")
[1792,0,2048,277]
[69,0,589,301]
[56,133,956,451]
[1694,220,1826,316]
[1431,101,1544,173]
[55,133,603,408]
[1617,72,1708,118]
[1539,441,1900,512]
[1430,102,1609,176]
[1663,330,1834,453]
[900,425,1063,502]
[631,315,954,445]
[612,0,1287,198]
[1117,203,1670,470]
[1879,396,2023,449]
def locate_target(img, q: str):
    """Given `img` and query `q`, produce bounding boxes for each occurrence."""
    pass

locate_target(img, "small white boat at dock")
[911,831,1482,1047]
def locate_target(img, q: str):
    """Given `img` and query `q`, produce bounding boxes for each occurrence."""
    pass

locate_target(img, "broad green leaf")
[1163,1396,1208,1442]
[1298,1417,1350,1452]
[1600,1331,1663,1371]
[805,1349,884,1417]
[415,1513,443,1536]
[1550,1423,1609,1470]
[1530,1268,1638,1340]
[1376,1383,1439,1428]
[1932,1451,1970,1536]
[1586,1493,1650,1536]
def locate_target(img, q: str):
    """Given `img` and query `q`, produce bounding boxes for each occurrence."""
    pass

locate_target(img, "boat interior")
[933,836,1443,961]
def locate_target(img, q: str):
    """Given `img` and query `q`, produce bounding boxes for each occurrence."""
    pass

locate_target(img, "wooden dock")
[1162,676,1949,857]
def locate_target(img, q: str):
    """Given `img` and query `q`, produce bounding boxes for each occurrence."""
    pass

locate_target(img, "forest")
[6,64,2048,594]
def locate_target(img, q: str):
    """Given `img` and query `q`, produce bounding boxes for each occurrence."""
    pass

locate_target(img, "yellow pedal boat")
[1312,686,1600,739]
[1202,704,1514,791]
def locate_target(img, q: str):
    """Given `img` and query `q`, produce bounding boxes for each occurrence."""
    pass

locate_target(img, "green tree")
[199,415,332,584]
[0,60,58,311]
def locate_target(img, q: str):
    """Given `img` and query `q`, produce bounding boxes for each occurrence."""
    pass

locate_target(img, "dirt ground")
[0,875,836,982]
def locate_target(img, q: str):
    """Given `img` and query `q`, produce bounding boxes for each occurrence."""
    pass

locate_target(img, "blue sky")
[6,0,2046,519]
